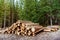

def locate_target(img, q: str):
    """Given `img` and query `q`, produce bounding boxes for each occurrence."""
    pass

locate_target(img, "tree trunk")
[50,17,52,27]
[4,0,6,28]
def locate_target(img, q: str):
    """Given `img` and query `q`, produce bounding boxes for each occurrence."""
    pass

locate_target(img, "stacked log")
[2,20,59,36]
[3,20,43,36]
[43,27,52,32]
[43,26,59,32]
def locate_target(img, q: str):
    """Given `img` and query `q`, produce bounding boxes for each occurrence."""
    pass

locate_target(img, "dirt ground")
[0,29,60,40]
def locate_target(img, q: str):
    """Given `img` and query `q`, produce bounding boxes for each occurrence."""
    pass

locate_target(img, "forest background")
[0,0,60,28]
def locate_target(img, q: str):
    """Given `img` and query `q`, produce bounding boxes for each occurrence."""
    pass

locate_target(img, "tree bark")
[4,0,6,28]
[50,17,52,27]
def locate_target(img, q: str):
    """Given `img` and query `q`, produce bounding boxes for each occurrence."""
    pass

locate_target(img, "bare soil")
[0,29,60,40]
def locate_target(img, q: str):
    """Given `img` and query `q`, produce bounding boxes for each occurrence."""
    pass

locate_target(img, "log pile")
[43,26,59,32]
[4,20,43,36]
[2,20,59,36]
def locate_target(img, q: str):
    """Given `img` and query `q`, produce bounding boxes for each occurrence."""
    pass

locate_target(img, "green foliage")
[0,0,60,27]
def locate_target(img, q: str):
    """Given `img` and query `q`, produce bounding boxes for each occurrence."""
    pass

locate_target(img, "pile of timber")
[43,25,59,32]
[4,20,43,36]
[2,20,59,36]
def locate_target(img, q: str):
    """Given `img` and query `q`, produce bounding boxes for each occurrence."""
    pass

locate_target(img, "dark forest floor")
[0,29,60,40]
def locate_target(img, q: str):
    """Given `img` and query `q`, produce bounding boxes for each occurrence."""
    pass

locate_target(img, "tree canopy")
[0,0,60,27]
